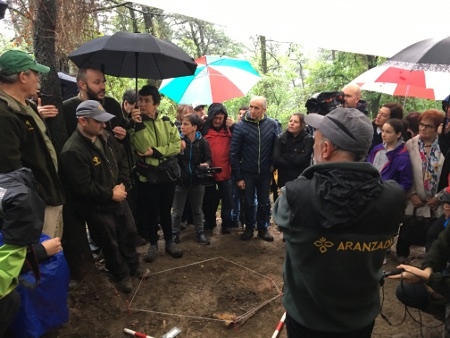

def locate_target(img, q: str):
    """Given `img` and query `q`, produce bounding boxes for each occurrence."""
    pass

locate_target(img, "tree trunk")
[259,35,267,74]
[33,0,68,153]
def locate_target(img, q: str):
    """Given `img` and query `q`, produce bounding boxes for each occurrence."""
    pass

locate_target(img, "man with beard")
[62,67,126,142]
[273,108,405,337]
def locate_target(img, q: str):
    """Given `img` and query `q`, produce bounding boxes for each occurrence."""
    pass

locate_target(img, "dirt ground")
[43,224,446,338]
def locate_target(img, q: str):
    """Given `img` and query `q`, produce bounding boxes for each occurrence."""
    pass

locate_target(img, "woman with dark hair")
[273,113,313,187]
[367,118,412,192]
[404,112,420,141]
[396,109,445,263]
[171,113,212,245]
[369,102,404,154]
[129,84,183,262]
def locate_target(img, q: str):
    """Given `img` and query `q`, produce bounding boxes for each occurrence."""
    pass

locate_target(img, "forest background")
[0,0,442,153]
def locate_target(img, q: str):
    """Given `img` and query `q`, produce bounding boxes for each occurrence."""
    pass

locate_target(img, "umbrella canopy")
[348,65,450,100]
[68,31,197,91]
[159,55,261,104]
[383,36,450,71]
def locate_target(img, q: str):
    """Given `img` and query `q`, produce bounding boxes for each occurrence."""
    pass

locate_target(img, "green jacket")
[128,113,180,182]
[0,245,26,298]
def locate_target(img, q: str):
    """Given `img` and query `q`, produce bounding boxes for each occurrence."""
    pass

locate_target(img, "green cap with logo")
[0,50,50,75]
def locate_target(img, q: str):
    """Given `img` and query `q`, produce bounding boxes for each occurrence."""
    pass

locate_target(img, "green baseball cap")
[0,50,50,75]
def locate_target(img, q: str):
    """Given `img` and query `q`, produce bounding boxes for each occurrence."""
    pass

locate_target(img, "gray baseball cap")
[76,100,115,122]
[305,107,373,156]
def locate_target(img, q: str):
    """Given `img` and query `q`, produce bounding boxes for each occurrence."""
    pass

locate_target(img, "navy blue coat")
[230,113,281,181]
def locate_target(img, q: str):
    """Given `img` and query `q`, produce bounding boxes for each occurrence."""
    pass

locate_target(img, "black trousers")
[0,290,20,337]
[86,201,139,281]
[285,312,374,338]
[137,180,175,245]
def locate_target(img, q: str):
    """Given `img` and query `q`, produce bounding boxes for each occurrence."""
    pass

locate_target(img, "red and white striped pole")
[271,312,286,338]
[124,328,154,338]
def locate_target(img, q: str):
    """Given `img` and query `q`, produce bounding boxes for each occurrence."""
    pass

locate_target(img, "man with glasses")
[368,102,404,155]
[0,49,65,239]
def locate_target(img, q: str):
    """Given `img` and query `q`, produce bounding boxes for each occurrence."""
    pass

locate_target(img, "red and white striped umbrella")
[348,65,450,100]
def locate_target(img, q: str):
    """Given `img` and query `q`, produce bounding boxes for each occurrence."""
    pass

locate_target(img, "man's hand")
[112,126,127,140]
[131,108,142,123]
[112,183,127,202]
[237,179,245,190]
[226,117,235,128]
[37,98,59,119]
[180,140,186,152]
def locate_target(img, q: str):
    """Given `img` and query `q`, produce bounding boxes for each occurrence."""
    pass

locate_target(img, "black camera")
[195,166,222,186]
[195,166,222,177]
[305,91,345,116]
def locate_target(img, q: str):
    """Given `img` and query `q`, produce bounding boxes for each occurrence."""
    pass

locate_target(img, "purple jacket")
[367,142,412,192]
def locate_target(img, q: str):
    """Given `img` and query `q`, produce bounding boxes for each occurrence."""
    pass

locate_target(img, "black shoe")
[165,242,183,258]
[196,232,210,245]
[240,227,254,241]
[144,245,158,262]
[258,228,274,242]
[221,227,231,234]
[117,276,132,294]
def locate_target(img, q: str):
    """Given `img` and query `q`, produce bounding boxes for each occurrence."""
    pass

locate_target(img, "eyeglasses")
[419,123,435,130]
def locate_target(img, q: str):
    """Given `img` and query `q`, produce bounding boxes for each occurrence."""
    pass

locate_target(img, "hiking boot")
[240,227,254,241]
[130,266,150,279]
[117,276,132,294]
[172,233,181,244]
[144,245,158,262]
[165,242,183,258]
[258,228,274,242]
[180,221,187,230]
[196,232,210,245]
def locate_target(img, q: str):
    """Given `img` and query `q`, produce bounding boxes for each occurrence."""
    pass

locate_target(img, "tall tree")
[33,0,67,153]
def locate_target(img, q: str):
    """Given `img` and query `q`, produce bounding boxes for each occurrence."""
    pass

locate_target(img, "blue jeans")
[172,185,205,234]
[242,171,272,230]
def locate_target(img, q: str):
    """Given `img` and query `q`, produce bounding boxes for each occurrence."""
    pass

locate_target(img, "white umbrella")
[348,65,450,100]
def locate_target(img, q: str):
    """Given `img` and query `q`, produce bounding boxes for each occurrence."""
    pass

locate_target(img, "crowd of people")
[2,48,450,337]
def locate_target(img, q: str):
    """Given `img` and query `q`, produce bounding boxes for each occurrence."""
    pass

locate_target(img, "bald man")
[342,83,361,109]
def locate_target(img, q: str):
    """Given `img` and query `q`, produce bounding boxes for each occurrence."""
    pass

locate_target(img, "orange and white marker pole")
[124,328,154,338]
[271,312,286,338]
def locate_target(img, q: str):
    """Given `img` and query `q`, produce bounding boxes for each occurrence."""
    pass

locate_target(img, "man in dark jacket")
[59,100,144,294]
[273,107,405,337]
[0,50,65,239]
[230,96,281,241]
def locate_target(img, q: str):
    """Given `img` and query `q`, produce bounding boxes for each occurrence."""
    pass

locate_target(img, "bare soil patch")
[43,226,446,338]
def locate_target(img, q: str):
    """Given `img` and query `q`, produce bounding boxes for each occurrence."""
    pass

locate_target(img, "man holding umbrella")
[63,67,127,141]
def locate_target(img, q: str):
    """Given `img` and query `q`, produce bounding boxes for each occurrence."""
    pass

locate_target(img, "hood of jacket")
[301,162,383,229]
[202,103,229,134]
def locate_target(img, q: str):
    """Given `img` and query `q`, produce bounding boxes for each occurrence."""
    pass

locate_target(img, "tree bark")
[33,0,68,153]
[259,35,267,74]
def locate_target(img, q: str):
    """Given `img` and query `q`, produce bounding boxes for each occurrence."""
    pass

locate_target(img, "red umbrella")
[348,65,450,100]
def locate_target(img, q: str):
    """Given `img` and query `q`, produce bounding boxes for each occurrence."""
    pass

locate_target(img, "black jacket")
[277,162,405,332]
[177,132,211,187]
[0,91,65,206]
[0,168,44,246]
[59,128,131,212]
[273,129,313,187]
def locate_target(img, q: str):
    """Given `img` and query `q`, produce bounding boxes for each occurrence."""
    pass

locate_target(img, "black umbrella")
[68,31,197,92]
[383,36,450,71]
